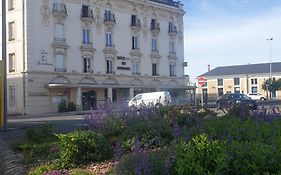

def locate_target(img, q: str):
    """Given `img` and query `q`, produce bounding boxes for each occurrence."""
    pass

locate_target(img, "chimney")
[208,64,210,71]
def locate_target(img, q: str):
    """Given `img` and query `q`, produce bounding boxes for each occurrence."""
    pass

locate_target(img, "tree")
[262,78,281,97]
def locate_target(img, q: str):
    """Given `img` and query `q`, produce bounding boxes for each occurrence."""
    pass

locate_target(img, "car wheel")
[260,97,266,101]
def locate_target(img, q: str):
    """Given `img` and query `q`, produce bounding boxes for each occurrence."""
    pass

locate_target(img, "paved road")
[0,114,84,144]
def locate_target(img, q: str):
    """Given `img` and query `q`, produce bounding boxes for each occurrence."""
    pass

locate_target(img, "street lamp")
[266,37,273,99]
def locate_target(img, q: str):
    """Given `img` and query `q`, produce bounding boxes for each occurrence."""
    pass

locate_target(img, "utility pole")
[2,0,8,129]
[266,37,273,99]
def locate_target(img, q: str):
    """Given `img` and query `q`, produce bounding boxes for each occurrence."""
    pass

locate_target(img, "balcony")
[80,8,94,24]
[170,73,176,77]
[168,26,177,37]
[168,52,177,61]
[52,38,69,49]
[132,72,141,76]
[130,19,141,32]
[80,42,95,52]
[130,49,142,57]
[83,69,93,73]
[106,70,115,74]
[148,0,180,7]
[103,45,117,55]
[150,50,161,58]
[150,22,160,35]
[52,3,67,20]
[152,73,159,77]
[104,13,116,29]
[55,68,67,72]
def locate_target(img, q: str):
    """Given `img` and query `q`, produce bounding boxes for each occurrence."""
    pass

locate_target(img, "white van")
[128,91,171,107]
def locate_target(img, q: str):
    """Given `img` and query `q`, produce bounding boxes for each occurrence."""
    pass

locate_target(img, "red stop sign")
[198,77,206,86]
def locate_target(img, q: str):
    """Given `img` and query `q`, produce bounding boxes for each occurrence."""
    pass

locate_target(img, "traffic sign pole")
[198,77,206,107]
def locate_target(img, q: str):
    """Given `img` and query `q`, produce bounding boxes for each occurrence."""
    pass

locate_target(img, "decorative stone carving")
[41,0,50,26]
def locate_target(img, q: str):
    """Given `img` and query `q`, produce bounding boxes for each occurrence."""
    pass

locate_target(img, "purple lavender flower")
[134,152,150,175]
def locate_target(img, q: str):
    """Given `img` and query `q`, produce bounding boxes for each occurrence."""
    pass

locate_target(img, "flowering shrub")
[120,116,173,152]
[115,150,170,175]
[83,101,157,132]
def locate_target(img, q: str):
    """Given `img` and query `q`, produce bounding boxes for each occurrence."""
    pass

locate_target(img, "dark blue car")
[216,93,258,110]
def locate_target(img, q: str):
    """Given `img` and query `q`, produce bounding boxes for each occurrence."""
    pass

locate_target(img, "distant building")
[1,0,194,115]
[197,62,281,101]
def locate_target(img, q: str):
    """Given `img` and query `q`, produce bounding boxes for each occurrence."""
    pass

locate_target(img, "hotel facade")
[1,0,193,114]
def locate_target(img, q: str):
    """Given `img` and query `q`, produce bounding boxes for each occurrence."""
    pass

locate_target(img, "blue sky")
[183,0,281,82]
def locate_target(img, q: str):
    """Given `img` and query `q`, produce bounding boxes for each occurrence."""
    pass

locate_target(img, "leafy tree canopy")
[262,78,281,92]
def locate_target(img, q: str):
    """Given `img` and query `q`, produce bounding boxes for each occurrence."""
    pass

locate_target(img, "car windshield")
[242,94,251,99]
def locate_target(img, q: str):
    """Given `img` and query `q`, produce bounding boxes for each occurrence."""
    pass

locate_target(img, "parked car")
[216,93,257,110]
[128,91,171,108]
[247,93,267,100]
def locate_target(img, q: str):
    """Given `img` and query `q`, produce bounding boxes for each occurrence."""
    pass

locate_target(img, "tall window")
[83,57,91,73]
[8,22,15,41]
[104,9,113,21]
[131,15,137,26]
[82,5,89,17]
[9,86,16,106]
[54,23,64,41]
[152,39,157,52]
[251,78,257,85]
[9,53,15,73]
[251,87,257,93]
[217,79,223,86]
[106,60,113,74]
[55,54,65,71]
[151,19,156,29]
[132,63,139,75]
[169,22,176,32]
[218,88,224,97]
[105,32,112,47]
[234,78,240,85]
[132,36,138,50]
[170,64,175,77]
[169,42,175,54]
[83,29,90,44]
[8,0,15,11]
[152,63,158,76]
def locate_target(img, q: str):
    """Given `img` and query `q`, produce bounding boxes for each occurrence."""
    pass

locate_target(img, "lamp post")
[266,37,273,99]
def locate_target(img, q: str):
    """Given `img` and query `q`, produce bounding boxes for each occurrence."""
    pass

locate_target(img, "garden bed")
[11,102,281,175]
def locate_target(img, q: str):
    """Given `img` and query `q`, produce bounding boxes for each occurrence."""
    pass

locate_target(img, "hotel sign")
[117,56,130,71]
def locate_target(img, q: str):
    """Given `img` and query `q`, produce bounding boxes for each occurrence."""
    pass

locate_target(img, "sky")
[183,0,281,82]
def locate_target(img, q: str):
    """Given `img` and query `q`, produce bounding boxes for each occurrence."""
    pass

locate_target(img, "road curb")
[0,139,26,175]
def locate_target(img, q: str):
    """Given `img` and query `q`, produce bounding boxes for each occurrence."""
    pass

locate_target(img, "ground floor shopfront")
[8,72,196,115]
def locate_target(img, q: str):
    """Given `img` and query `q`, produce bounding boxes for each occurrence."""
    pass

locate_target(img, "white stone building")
[1,0,194,115]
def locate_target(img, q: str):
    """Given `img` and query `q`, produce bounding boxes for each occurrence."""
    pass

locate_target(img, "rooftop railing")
[148,0,180,7]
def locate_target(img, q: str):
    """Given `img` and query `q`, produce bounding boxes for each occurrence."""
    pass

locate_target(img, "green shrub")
[28,161,62,175]
[120,117,173,152]
[57,130,112,168]
[174,134,227,175]
[20,142,59,164]
[58,99,67,112]
[228,141,281,174]
[24,123,57,144]
[67,102,76,112]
